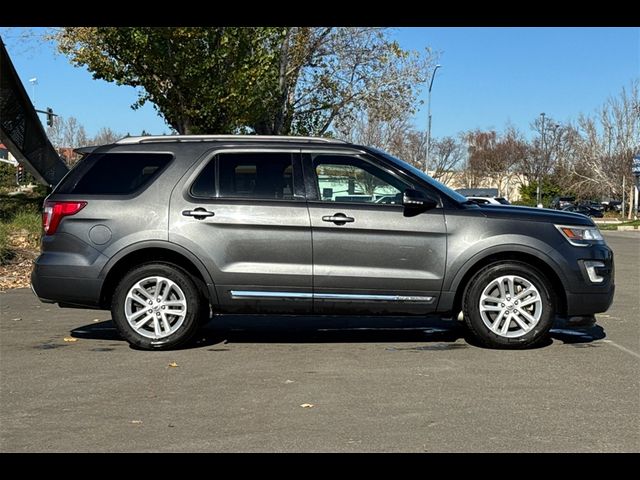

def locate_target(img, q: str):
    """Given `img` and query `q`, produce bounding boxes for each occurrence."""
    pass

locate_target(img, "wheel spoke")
[518,295,539,308]
[134,314,154,329]
[128,291,150,307]
[489,310,505,334]
[500,313,512,335]
[128,308,148,322]
[506,276,515,298]
[163,300,186,307]
[155,278,167,299]
[482,295,502,304]
[517,307,538,324]
[161,312,171,333]
[497,279,506,299]
[152,316,161,336]
[514,286,535,301]
[134,286,154,301]
[511,311,530,331]
[481,304,503,312]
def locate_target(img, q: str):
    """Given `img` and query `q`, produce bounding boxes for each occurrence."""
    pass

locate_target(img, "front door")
[169,149,312,313]
[304,151,447,314]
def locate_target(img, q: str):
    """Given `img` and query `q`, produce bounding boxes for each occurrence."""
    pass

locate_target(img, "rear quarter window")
[55,152,172,195]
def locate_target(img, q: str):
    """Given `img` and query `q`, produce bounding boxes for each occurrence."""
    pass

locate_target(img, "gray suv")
[31,135,615,350]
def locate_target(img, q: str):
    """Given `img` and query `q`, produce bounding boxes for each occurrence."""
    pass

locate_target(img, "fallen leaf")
[12,317,22,321]
[300,403,315,408]
[284,379,294,384]
[93,318,100,322]
[130,420,143,424]
[63,337,78,342]
[168,362,179,368]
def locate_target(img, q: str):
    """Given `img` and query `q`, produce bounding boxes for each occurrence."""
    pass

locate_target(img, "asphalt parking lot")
[1,231,638,452]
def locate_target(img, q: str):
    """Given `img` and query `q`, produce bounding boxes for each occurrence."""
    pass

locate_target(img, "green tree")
[53,27,435,136]
[519,179,564,207]
[54,27,283,135]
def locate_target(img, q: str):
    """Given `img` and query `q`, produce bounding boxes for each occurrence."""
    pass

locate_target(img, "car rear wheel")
[463,261,555,349]
[111,263,206,350]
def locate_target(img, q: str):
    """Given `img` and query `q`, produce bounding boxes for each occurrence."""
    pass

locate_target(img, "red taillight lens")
[42,201,87,235]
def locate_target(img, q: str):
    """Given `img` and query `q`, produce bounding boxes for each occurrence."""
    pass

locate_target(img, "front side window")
[218,152,296,200]
[313,154,407,205]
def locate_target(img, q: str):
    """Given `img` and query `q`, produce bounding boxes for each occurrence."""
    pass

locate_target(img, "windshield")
[370,148,468,203]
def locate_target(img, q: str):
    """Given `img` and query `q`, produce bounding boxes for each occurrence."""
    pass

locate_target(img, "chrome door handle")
[322,213,354,225]
[182,208,215,220]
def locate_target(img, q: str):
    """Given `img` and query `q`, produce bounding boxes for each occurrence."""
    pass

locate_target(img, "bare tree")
[90,127,122,146]
[570,81,640,205]
[337,109,465,190]
[463,127,525,196]
[429,136,465,184]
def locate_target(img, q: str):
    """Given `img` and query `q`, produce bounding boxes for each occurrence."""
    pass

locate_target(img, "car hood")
[471,204,595,226]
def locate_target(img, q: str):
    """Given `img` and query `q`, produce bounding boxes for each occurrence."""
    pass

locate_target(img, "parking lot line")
[602,340,640,360]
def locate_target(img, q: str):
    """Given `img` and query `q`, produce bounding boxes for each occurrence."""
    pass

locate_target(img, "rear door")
[304,150,447,315]
[169,148,312,313]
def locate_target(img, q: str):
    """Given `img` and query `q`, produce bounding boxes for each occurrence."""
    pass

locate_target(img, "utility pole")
[537,112,546,207]
[29,77,37,106]
[425,64,442,173]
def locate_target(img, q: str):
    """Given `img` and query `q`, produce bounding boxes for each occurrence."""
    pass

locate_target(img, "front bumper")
[563,243,615,316]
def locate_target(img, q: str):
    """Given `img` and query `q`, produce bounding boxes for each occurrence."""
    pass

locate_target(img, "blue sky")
[2,27,638,140]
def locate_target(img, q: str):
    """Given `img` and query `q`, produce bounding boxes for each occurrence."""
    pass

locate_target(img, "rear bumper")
[31,262,104,308]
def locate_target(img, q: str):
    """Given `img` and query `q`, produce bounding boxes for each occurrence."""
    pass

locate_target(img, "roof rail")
[115,135,347,145]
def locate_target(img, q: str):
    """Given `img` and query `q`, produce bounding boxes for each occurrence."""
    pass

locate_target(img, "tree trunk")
[273,29,292,135]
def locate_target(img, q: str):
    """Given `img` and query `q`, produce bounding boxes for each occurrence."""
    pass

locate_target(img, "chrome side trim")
[230,290,434,303]
[230,290,313,299]
[315,293,434,303]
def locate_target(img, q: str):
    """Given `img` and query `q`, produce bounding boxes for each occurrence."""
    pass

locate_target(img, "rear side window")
[218,152,296,200]
[55,153,172,195]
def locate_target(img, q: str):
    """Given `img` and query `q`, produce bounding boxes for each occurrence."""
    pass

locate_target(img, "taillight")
[42,201,87,235]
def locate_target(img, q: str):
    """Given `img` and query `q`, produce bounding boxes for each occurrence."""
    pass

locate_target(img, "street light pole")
[425,64,442,173]
[29,77,38,107]
[537,112,546,207]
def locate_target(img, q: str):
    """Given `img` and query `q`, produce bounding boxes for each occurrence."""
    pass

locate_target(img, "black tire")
[462,261,555,349]
[111,263,206,350]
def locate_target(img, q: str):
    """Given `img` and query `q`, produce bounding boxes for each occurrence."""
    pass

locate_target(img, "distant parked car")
[466,196,511,206]
[550,196,576,210]
[601,200,622,212]
[579,201,604,213]
[561,205,604,218]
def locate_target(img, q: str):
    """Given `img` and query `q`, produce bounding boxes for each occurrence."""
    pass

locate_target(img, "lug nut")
[501,303,505,307]
[161,305,166,309]
[156,312,160,316]
[147,309,152,314]
[148,300,153,305]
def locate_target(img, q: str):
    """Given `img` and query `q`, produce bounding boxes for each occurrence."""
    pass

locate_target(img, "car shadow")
[69,315,607,350]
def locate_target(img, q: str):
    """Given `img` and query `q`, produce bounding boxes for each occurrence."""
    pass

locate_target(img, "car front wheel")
[463,261,555,349]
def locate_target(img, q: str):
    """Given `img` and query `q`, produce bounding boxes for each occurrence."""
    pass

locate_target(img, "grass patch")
[600,220,640,230]
[0,193,44,264]
[0,223,11,262]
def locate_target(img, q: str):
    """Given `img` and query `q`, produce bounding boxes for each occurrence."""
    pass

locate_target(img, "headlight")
[555,224,603,246]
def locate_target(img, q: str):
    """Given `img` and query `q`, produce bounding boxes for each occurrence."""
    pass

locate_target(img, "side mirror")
[403,189,438,215]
